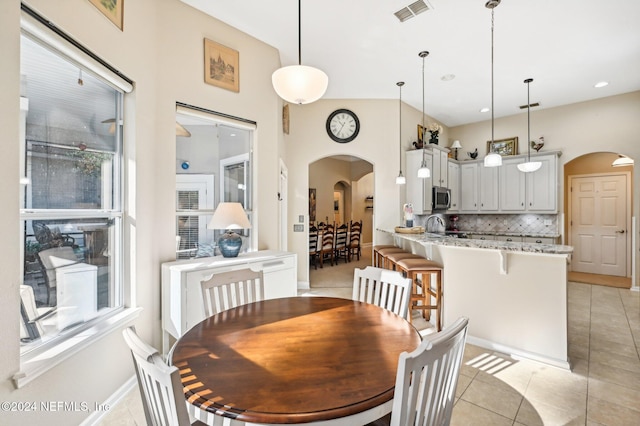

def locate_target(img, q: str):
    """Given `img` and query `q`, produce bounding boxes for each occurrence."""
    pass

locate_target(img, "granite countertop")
[380,229,573,254]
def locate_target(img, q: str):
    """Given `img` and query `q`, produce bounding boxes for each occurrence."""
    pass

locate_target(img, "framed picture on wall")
[486,137,518,156]
[204,39,240,92]
[309,188,316,222]
[88,0,124,30]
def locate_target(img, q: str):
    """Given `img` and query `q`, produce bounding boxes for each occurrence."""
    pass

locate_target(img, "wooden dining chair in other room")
[200,268,265,317]
[334,223,349,263]
[352,266,412,318]
[122,327,207,426]
[309,225,320,270]
[367,317,469,426]
[318,222,335,268]
[347,220,363,261]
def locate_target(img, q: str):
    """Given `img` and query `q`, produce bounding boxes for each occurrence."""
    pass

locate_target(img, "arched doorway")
[308,155,373,287]
[565,152,633,288]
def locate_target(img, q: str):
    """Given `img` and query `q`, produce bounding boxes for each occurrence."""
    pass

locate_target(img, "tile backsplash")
[414,213,559,236]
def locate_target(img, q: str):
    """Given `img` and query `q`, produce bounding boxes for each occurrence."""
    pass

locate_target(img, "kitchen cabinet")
[431,145,450,188]
[460,163,478,212]
[161,250,297,355]
[499,158,526,211]
[526,154,558,212]
[406,149,433,214]
[479,164,499,211]
[499,154,558,213]
[447,161,460,212]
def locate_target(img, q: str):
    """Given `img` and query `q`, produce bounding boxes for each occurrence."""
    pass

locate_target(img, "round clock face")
[326,109,360,143]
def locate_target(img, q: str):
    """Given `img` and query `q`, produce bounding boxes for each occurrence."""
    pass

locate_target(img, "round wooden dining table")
[169,296,421,425]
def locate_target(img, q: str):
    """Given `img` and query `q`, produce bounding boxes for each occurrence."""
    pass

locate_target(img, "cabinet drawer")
[495,235,523,242]
[523,237,556,244]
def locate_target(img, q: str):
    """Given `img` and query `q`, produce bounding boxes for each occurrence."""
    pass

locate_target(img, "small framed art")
[486,137,518,156]
[204,39,239,92]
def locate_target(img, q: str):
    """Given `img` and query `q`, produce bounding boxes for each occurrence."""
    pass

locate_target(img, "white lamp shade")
[208,202,252,230]
[612,156,634,167]
[451,140,462,149]
[417,166,431,178]
[272,65,329,104]
[517,161,542,173]
[484,152,502,167]
[396,174,406,185]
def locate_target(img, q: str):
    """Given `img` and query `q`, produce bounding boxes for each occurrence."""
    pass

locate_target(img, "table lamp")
[207,202,251,257]
[450,140,462,160]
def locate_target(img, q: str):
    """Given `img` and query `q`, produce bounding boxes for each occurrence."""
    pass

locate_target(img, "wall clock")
[326,109,360,143]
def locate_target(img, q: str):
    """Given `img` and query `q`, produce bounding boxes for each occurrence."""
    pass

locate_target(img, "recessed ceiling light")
[230,133,236,137]
[594,81,609,88]
[441,74,455,81]
[480,107,490,113]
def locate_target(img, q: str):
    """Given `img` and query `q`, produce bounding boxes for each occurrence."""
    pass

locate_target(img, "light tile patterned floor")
[101,258,640,425]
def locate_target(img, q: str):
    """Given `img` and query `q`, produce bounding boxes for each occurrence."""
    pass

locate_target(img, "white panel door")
[570,174,627,276]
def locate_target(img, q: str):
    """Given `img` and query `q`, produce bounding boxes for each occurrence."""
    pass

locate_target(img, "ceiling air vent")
[394,0,433,22]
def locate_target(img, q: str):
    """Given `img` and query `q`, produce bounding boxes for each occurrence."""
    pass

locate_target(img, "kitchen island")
[378,229,573,370]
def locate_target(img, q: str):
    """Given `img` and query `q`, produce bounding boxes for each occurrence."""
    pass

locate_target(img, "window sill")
[13,307,142,389]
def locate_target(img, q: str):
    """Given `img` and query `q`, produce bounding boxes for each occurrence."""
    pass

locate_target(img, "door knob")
[616,230,625,234]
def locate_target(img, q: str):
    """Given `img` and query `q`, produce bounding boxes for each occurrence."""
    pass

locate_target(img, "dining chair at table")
[334,223,349,263]
[200,268,265,317]
[318,222,335,268]
[309,225,320,270]
[122,327,208,426]
[352,266,412,319]
[347,219,363,261]
[367,316,469,426]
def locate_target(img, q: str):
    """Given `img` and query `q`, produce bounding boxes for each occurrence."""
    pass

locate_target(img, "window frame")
[14,8,140,388]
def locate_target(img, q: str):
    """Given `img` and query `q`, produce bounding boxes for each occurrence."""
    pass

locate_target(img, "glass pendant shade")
[517,161,542,172]
[417,161,431,178]
[612,156,634,167]
[396,173,406,185]
[272,65,328,104]
[484,152,502,167]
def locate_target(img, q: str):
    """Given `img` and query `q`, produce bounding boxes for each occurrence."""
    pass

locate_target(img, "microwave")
[432,186,451,211]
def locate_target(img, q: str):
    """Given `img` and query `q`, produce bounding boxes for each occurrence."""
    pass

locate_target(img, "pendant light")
[484,0,502,168]
[417,51,431,179]
[517,78,542,173]
[396,81,406,185]
[612,155,634,167]
[272,0,328,104]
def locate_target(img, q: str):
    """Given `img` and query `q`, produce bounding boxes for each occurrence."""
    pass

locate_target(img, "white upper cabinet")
[447,161,460,212]
[431,145,450,188]
[460,162,478,212]
[499,157,526,211]
[526,154,557,211]
[479,164,499,211]
[498,153,558,212]
[406,149,433,214]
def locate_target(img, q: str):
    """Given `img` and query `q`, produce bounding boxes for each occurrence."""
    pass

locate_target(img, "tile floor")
[100,260,640,426]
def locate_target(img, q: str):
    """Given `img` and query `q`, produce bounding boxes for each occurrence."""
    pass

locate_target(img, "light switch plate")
[293,224,304,232]
[298,215,304,223]
[544,219,552,226]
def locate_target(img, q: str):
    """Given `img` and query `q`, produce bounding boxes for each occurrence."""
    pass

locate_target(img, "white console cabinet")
[161,250,297,354]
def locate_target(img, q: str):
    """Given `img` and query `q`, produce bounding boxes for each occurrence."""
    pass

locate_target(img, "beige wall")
[1,0,283,424]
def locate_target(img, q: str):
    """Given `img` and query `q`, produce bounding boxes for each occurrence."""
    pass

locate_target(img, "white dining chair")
[369,317,469,426]
[122,326,207,426]
[352,266,412,318]
[200,268,265,317]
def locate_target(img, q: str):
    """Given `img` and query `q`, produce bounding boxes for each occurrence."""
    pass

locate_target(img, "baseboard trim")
[80,375,137,426]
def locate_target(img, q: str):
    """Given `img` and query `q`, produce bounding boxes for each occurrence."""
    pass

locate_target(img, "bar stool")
[395,257,443,331]
[372,246,405,268]
[383,251,423,271]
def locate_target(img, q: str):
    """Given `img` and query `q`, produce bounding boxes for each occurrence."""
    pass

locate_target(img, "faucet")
[425,215,445,233]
